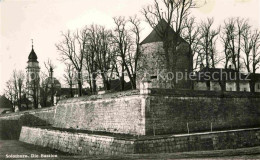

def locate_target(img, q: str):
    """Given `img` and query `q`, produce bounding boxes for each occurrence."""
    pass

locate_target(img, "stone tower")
[137,19,193,89]
[26,41,40,108]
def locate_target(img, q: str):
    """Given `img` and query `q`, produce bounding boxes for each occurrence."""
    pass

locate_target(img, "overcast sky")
[0,0,259,94]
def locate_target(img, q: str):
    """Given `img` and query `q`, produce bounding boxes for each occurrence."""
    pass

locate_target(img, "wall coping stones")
[29,126,139,141]
[21,126,260,142]
[136,127,260,141]
[58,90,140,104]
[149,88,260,98]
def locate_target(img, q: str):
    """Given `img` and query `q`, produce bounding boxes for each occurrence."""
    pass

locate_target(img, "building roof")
[0,95,12,108]
[28,46,38,62]
[55,88,89,97]
[140,19,186,45]
[195,67,249,82]
[109,79,132,91]
[44,77,61,87]
[15,96,32,105]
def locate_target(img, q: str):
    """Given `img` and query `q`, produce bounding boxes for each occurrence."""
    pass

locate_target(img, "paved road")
[0,140,260,159]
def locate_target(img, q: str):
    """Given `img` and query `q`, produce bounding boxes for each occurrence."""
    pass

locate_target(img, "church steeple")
[26,39,40,109]
[28,39,38,62]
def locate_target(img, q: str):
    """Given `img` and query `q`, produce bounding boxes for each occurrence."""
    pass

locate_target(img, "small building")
[248,73,260,92]
[0,95,13,114]
[194,67,250,92]
[97,79,133,94]
[137,19,193,90]
[256,82,260,92]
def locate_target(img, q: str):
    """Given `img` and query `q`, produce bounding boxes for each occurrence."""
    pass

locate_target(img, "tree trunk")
[219,80,226,92]
[121,65,125,91]
[51,79,54,106]
[69,84,73,97]
[10,96,14,112]
[77,71,82,96]
[236,70,240,92]
[88,79,93,94]
[106,80,111,91]
[206,81,210,91]
[78,80,82,96]
[250,73,256,93]
[18,87,22,111]
[92,73,97,94]
[101,73,110,91]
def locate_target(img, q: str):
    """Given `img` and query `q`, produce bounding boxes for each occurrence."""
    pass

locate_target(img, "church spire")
[31,39,34,49]
[28,39,38,62]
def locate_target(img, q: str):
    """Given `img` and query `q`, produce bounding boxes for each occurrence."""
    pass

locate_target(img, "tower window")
[150,75,157,79]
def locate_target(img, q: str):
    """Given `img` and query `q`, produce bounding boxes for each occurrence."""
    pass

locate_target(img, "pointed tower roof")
[140,19,186,45]
[28,40,38,62]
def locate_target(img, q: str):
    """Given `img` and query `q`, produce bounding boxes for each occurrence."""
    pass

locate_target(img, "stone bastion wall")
[53,90,145,135]
[0,107,55,123]
[19,126,260,155]
[0,107,55,139]
[145,89,260,135]
[52,88,260,136]
[1,88,260,137]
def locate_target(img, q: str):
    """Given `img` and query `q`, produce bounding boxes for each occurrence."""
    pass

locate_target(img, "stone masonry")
[51,87,260,136]
[53,91,146,135]
[19,126,260,155]
[0,107,55,124]
[137,42,192,90]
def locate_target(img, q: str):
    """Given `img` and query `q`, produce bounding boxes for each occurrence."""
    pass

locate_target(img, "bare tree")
[56,30,86,96]
[220,21,233,69]
[128,16,142,89]
[236,18,249,73]
[39,71,49,107]
[86,25,116,91]
[44,59,56,105]
[182,16,200,89]
[198,18,220,68]
[112,59,124,90]
[223,18,237,70]
[197,18,220,90]
[219,21,237,91]
[113,17,137,89]
[10,70,25,111]
[222,18,249,91]
[183,16,200,70]
[4,80,14,111]
[242,28,260,92]
[242,25,253,73]
[17,70,25,110]
[84,45,97,94]
[63,63,76,97]
[12,71,19,110]
[251,30,260,74]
